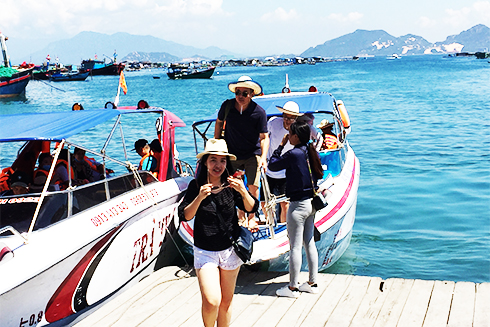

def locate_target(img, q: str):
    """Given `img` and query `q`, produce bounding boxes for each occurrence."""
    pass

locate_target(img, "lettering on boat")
[130,213,172,273]
[129,189,159,206]
[0,197,40,205]
[91,201,130,227]
[19,311,43,327]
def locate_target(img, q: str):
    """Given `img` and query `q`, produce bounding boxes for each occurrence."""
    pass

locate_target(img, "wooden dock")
[74,265,489,327]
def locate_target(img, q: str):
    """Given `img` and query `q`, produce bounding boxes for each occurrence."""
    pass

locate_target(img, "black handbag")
[210,200,253,263]
[304,149,328,211]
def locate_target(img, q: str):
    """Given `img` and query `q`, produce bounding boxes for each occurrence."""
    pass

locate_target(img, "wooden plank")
[73,266,191,327]
[397,279,434,327]
[324,275,374,327]
[232,272,290,327]
[275,273,336,327]
[422,280,455,327]
[474,283,490,327]
[349,277,388,327]
[373,278,414,327]
[139,277,201,326]
[447,282,476,327]
[299,274,354,327]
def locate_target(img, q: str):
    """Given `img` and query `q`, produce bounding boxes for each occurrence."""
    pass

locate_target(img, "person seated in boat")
[71,147,95,185]
[81,154,113,181]
[31,152,66,191]
[0,171,31,196]
[316,119,339,151]
[149,139,162,178]
[134,139,158,174]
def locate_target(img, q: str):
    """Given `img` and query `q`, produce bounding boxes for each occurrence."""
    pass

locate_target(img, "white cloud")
[417,16,436,28]
[327,12,363,23]
[444,1,490,27]
[260,7,299,22]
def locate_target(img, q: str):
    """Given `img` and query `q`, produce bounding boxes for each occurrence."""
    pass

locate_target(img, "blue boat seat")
[319,150,341,178]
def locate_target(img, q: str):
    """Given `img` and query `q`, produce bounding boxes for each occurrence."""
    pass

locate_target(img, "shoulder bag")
[210,199,253,263]
[304,148,328,211]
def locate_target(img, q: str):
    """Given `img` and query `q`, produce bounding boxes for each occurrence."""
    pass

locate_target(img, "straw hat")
[228,76,262,95]
[196,138,237,160]
[316,119,334,129]
[276,101,303,117]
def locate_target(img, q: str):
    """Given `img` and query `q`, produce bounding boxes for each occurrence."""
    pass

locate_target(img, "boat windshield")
[0,172,156,234]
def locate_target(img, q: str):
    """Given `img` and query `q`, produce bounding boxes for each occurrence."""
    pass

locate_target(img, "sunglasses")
[283,115,297,121]
[211,181,230,193]
[235,90,250,97]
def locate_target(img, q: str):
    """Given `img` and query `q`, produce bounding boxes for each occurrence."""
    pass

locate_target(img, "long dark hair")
[196,154,235,186]
[290,121,323,179]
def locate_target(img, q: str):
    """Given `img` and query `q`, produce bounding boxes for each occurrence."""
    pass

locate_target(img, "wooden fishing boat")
[167,64,215,80]
[0,32,32,98]
[179,82,360,272]
[80,59,125,76]
[0,105,194,326]
[49,71,89,82]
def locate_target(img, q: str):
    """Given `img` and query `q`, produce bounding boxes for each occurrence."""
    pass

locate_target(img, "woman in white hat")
[178,138,258,327]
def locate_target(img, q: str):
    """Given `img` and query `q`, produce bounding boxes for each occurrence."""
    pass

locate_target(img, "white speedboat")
[0,105,193,326]
[179,84,360,272]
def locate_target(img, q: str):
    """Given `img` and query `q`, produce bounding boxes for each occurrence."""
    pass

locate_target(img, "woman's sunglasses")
[235,90,250,97]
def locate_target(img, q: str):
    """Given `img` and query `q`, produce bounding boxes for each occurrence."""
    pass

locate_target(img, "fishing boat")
[80,59,125,76]
[0,32,33,98]
[167,64,215,80]
[179,81,360,272]
[0,104,194,326]
[49,71,90,82]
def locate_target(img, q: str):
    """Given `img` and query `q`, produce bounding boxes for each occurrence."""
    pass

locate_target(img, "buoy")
[72,103,84,111]
[337,100,350,129]
[105,101,117,109]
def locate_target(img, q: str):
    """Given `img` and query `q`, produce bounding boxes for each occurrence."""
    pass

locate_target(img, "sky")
[1,0,489,57]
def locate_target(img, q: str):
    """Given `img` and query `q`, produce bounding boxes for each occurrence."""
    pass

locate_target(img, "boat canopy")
[0,108,185,142]
[193,92,335,125]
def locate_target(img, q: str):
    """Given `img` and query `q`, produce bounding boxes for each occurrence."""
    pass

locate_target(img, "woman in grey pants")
[268,116,324,298]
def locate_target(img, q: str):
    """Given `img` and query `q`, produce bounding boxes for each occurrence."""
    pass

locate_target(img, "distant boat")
[0,32,33,98]
[80,59,124,76]
[167,64,215,80]
[49,71,89,82]
[387,54,401,60]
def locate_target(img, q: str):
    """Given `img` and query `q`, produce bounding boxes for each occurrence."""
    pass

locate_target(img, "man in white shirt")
[262,101,303,223]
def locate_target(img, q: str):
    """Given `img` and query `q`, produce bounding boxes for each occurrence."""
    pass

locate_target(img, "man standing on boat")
[262,101,303,223]
[214,76,269,230]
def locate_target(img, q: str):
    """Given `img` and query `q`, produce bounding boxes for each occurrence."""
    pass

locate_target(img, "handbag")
[210,200,253,263]
[304,148,328,211]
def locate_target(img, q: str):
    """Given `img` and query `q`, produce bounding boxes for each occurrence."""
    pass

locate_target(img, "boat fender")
[282,87,290,93]
[72,103,84,111]
[336,100,350,129]
[105,101,117,109]
[0,243,13,263]
[137,99,149,109]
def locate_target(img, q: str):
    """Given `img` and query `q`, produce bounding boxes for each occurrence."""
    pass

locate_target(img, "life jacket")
[55,159,75,179]
[139,153,158,174]
[0,167,14,192]
[321,134,338,150]
[151,151,161,178]
[84,156,100,172]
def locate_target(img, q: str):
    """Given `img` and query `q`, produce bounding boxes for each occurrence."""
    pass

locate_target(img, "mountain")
[122,52,180,63]
[25,32,238,65]
[301,24,489,58]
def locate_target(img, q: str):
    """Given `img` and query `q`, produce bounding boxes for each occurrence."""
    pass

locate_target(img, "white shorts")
[193,246,243,270]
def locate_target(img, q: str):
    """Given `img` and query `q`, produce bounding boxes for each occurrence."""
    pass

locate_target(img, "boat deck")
[74,265,489,327]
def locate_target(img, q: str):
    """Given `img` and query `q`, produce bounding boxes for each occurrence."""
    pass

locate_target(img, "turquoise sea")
[1,55,489,283]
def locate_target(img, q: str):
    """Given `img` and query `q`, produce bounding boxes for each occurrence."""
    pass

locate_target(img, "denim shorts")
[193,246,243,270]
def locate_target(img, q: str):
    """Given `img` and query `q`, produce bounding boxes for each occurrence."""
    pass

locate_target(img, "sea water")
[1,55,489,283]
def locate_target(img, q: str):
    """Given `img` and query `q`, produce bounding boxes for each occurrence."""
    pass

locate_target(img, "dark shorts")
[260,176,287,201]
[232,155,261,187]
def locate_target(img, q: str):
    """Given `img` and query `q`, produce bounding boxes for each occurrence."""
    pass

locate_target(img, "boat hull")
[80,60,125,76]
[167,67,215,80]
[178,144,360,272]
[0,70,31,98]
[0,176,191,327]
[49,71,89,82]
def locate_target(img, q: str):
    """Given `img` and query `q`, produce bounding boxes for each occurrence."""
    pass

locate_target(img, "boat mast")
[0,31,11,68]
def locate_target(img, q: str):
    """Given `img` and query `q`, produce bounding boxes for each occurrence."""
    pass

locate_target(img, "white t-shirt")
[266,117,294,179]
